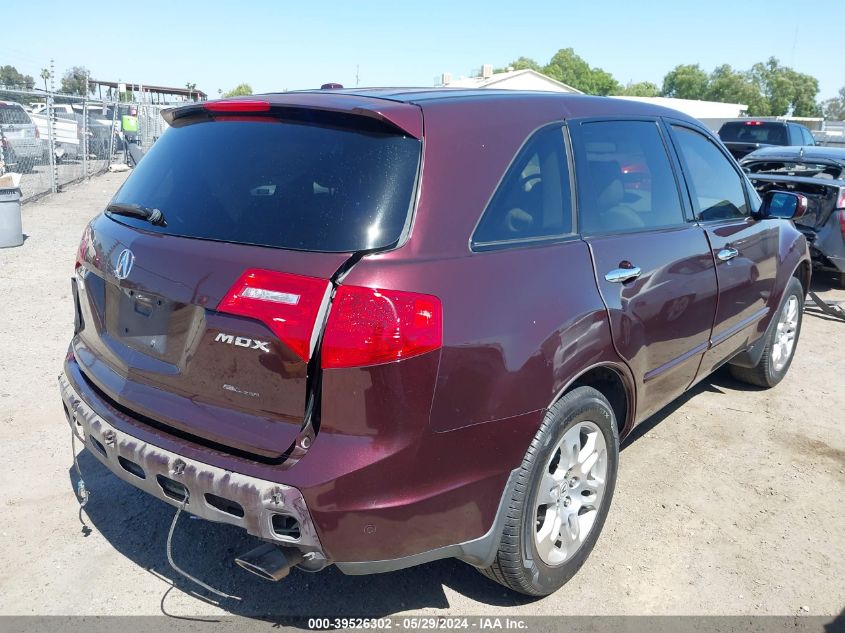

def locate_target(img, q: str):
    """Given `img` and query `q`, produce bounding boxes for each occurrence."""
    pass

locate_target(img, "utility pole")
[48,59,58,193]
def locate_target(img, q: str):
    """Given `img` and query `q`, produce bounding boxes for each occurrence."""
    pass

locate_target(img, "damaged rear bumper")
[58,372,327,567]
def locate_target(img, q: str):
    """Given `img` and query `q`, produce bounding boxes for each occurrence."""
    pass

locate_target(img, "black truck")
[718,120,816,160]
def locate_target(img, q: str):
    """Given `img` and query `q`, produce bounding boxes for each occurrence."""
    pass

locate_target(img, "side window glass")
[472,126,572,246]
[578,120,683,235]
[672,125,749,221]
[803,127,815,145]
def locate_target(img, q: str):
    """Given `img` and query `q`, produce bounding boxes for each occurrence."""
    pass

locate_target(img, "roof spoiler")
[162,97,423,139]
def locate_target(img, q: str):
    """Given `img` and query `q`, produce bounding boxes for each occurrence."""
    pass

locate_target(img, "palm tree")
[40,68,50,94]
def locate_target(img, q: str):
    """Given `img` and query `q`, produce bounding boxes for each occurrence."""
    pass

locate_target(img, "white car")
[0,101,42,172]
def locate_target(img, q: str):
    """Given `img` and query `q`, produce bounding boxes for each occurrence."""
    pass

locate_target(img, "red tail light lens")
[218,269,330,362]
[839,210,845,243]
[204,100,270,113]
[322,286,442,369]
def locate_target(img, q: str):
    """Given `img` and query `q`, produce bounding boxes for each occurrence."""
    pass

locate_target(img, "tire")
[479,386,619,596]
[729,276,804,388]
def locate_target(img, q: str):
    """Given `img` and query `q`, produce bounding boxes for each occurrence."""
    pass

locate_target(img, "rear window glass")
[0,104,31,125]
[109,116,421,253]
[744,160,844,180]
[718,122,787,145]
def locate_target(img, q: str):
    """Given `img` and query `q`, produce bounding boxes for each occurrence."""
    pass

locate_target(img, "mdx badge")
[215,333,270,352]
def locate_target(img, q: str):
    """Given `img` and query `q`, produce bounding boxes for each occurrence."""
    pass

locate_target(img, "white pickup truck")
[28,104,81,161]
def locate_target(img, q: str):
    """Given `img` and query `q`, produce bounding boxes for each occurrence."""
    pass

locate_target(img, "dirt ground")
[0,172,843,619]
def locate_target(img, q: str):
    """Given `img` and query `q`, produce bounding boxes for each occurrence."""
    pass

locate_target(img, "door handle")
[717,247,739,262]
[605,266,642,283]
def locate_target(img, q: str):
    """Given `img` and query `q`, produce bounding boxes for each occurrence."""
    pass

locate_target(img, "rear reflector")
[322,286,442,369]
[218,269,330,362]
[204,100,270,113]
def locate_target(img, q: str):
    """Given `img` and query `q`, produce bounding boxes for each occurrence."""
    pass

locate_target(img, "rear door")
[667,122,779,373]
[74,104,423,459]
[570,118,718,421]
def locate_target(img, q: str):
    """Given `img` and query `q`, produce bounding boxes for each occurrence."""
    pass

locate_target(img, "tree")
[542,48,620,95]
[494,56,542,73]
[705,65,764,113]
[750,57,820,117]
[661,64,709,100]
[185,82,197,101]
[620,81,660,97]
[223,83,253,97]
[60,66,91,95]
[0,65,35,90]
[40,68,50,94]
[822,86,845,120]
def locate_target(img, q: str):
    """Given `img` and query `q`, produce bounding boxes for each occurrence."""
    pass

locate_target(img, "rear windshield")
[0,104,31,125]
[718,122,787,145]
[109,116,421,252]
[744,160,845,180]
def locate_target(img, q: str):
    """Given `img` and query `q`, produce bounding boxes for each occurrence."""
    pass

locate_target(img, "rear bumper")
[58,372,327,563]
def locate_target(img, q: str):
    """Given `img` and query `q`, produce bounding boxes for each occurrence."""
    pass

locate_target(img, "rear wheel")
[479,386,619,596]
[730,277,803,388]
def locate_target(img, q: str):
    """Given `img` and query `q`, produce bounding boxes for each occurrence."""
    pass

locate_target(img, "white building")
[439,64,582,94]
[610,96,748,119]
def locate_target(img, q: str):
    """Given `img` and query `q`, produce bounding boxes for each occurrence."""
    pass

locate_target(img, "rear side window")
[801,127,815,146]
[472,125,572,247]
[0,104,30,125]
[672,125,749,221]
[577,120,684,234]
[110,116,421,253]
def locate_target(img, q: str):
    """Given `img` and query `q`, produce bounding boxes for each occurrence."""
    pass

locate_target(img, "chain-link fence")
[1,87,173,202]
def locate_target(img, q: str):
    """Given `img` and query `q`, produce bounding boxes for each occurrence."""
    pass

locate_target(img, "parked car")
[718,119,816,160]
[29,107,81,162]
[0,100,42,172]
[59,91,810,597]
[30,102,114,160]
[742,145,845,287]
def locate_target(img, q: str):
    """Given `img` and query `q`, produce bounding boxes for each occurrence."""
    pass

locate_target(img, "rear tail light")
[34,127,40,139]
[321,286,442,369]
[218,269,330,362]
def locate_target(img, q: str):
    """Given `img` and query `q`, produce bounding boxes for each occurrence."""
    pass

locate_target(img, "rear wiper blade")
[106,202,166,226]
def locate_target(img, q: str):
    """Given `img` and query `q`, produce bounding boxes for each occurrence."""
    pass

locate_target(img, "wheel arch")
[549,362,636,439]
[793,257,811,297]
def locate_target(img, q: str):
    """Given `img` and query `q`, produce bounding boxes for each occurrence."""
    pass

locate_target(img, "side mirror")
[758,190,808,220]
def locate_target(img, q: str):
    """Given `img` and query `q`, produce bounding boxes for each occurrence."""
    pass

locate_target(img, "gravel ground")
[0,172,843,620]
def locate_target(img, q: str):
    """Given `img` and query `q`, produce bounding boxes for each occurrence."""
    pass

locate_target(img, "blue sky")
[4,0,843,100]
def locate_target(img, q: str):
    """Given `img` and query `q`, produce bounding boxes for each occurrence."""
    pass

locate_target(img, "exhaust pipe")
[235,543,304,581]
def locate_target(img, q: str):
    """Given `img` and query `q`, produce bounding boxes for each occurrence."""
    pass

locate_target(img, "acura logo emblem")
[114,249,135,280]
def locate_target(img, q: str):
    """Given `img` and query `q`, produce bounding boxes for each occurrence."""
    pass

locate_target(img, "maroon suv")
[59,90,810,596]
